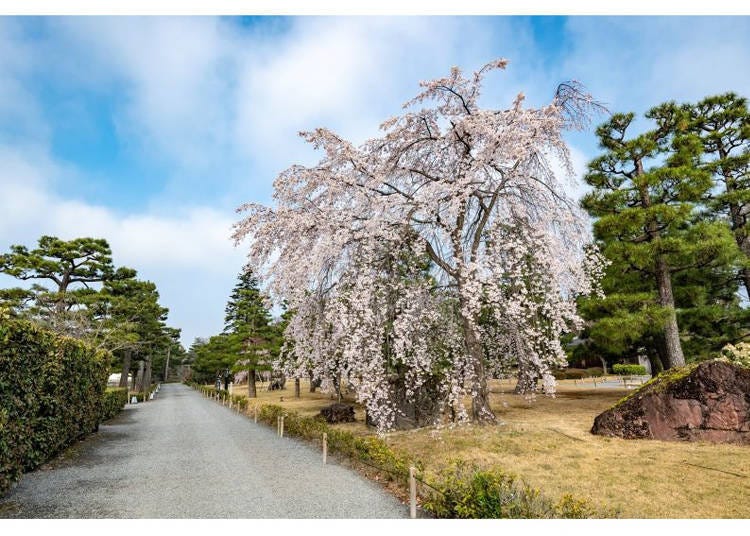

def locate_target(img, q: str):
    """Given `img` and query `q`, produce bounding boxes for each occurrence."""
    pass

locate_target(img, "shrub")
[585,367,604,378]
[721,342,750,368]
[612,364,647,376]
[0,318,110,496]
[421,462,603,518]
[101,387,128,421]
[552,368,587,380]
[230,394,248,410]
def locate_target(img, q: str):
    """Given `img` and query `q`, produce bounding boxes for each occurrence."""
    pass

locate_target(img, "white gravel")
[0,383,407,518]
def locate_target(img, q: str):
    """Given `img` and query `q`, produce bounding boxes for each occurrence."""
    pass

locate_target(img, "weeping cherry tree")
[234,60,606,431]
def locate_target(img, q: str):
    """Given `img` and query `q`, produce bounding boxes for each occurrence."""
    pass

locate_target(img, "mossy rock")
[592,360,750,444]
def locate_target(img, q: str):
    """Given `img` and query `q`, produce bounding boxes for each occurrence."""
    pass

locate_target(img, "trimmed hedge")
[585,367,605,378]
[101,387,128,421]
[552,368,587,380]
[187,382,608,518]
[0,318,110,496]
[612,364,647,376]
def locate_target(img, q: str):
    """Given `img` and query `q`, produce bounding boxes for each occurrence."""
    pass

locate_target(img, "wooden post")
[280,415,285,438]
[254,406,258,423]
[409,466,417,519]
[323,433,327,464]
[277,416,280,436]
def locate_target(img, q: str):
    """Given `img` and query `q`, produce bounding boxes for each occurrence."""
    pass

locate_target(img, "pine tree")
[224,267,274,397]
[688,93,750,299]
[582,104,740,369]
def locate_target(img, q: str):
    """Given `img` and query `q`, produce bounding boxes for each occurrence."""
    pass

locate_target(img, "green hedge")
[186,382,607,518]
[0,318,110,496]
[612,364,647,376]
[101,387,128,421]
[585,367,605,378]
[552,368,587,380]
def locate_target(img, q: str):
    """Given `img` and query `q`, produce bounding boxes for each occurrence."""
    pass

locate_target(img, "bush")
[585,367,604,378]
[101,388,128,421]
[0,318,110,496]
[612,364,647,376]
[552,368,587,380]
[721,342,750,368]
[421,462,603,518]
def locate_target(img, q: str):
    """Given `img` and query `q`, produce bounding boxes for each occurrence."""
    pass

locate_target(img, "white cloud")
[0,144,245,344]
[4,15,750,346]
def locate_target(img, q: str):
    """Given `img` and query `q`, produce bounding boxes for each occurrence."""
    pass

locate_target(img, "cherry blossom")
[234,60,605,431]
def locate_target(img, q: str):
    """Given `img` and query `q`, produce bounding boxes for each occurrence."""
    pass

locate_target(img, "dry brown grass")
[230,377,750,518]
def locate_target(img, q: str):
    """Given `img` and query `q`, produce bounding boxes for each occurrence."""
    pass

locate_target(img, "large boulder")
[591,360,750,444]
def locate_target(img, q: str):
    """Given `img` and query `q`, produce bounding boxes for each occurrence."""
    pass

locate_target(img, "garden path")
[0,383,407,518]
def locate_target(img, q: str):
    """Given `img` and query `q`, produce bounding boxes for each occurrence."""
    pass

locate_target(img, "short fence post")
[409,466,417,519]
[277,415,280,436]
[323,433,328,464]
[280,415,285,438]
[254,406,258,423]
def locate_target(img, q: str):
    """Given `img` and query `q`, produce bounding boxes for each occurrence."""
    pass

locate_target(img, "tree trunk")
[723,165,750,301]
[134,360,145,392]
[459,296,496,423]
[119,350,131,388]
[163,346,171,383]
[143,358,152,394]
[598,356,608,375]
[247,368,257,398]
[294,378,300,398]
[655,257,685,368]
[309,372,320,393]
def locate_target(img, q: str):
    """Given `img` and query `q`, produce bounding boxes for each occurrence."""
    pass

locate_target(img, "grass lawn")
[227,377,750,518]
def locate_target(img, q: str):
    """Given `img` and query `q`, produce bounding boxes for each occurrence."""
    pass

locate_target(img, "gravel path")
[0,383,407,518]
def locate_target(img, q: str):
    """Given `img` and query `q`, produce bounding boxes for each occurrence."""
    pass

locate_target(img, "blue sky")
[1,16,750,347]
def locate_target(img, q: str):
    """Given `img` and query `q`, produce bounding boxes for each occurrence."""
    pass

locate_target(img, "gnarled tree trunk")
[459,293,495,423]
[119,350,131,388]
[134,360,144,392]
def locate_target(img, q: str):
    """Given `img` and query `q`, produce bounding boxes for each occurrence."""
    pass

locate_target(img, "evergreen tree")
[192,333,237,389]
[223,267,274,397]
[0,236,133,315]
[688,93,750,299]
[582,104,740,369]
